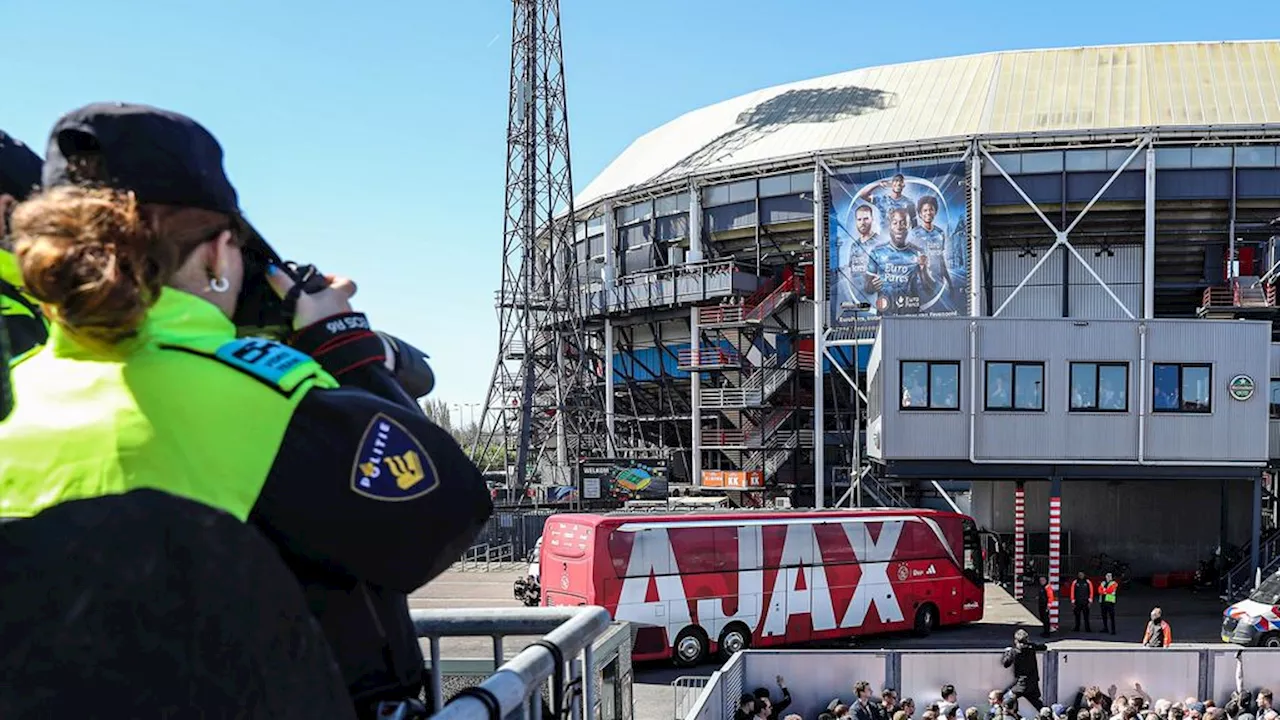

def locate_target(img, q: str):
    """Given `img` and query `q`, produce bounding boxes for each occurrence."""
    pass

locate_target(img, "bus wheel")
[717,623,751,662]
[673,627,709,667]
[913,604,937,638]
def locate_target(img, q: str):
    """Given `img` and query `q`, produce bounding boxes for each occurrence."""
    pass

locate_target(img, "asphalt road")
[414,570,1232,720]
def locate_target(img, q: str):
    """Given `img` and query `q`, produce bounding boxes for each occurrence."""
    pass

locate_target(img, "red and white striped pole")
[1014,481,1026,600]
[1048,478,1063,632]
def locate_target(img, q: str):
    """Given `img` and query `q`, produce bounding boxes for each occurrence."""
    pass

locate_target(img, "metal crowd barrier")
[414,607,612,720]
[672,676,711,720]
[684,647,1280,720]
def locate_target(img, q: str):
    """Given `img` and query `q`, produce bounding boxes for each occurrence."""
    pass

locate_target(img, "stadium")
[559,40,1280,582]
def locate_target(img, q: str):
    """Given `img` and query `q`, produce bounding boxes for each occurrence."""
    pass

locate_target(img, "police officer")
[0,103,493,718]
[0,129,49,359]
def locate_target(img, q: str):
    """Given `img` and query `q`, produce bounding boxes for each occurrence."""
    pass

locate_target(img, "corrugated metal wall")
[1271,345,1280,459]
[991,246,1064,318]
[870,316,1271,463]
[1068,245,1142,318]
[990,245,1144,318]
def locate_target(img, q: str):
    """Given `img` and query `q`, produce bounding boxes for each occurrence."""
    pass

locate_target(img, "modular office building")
[563,41,1280,579]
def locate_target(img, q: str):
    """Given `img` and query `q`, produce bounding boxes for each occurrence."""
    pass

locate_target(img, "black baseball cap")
[0,129,41,200]
[40,102,279,265]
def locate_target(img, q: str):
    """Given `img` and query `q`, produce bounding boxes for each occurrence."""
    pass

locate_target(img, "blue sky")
[1,1,1274,419]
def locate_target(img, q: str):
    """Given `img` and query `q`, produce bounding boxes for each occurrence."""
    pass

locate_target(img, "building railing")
[684,647,1280,720]
[700,351,805,408]
[678,346,742,369]
[698,304,746,326]
[1224,529,1280,600]
[415,607,612,720]
[744,274,798,322]
[577,260,762,317]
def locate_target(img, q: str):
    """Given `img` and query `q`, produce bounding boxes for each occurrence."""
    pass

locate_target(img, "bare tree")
[419,398,453,434]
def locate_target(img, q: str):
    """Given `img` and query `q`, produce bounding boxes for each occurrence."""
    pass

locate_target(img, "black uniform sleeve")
[249,383,494,593]
[287,311,423,411]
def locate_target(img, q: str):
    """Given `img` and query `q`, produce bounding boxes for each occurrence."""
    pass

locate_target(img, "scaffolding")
[474,0,607,489]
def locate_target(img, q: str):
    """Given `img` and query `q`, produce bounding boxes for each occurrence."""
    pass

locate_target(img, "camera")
[233,249,435,399]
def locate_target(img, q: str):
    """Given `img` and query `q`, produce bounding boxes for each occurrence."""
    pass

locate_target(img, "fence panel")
[1207,649,1280,702]
[686,669,726,720]
[899,650,1037,712]
[741,651,889,720]
[470,509,556,563]
[1054,649,1201,708]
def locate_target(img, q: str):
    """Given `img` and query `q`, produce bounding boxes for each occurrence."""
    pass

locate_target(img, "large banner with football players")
[828,162,969,325]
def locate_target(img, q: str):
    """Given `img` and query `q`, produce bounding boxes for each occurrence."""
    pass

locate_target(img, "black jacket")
[1002,641,1046,684]
[248,314,493,711]
[0,490,355,719]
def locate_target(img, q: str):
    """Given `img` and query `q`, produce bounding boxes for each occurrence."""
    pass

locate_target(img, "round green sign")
[1229,374,1256,401]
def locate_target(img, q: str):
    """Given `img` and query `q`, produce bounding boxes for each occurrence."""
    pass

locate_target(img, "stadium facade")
[567,41,1280,576]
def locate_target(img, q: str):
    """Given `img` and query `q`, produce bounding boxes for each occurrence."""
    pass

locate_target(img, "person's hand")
[266,264,358,330]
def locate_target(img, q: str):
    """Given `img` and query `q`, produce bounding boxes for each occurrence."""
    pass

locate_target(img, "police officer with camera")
[0,103,492,718]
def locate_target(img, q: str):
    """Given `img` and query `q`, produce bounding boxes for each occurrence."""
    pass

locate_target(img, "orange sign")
[700,470,764,489]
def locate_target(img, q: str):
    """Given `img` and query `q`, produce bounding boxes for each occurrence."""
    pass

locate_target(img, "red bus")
[540,508,985,666]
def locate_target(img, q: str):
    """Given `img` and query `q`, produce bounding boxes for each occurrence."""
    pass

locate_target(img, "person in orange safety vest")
[1143,607,1172,647]
[1069,571,1094,632]
[1098,572,1119,635]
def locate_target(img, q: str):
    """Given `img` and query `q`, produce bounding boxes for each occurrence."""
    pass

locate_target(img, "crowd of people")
[735,630,1269,720]
[745,676,1280,720]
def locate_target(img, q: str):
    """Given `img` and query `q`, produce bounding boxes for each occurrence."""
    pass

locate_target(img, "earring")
[209,276,230,293]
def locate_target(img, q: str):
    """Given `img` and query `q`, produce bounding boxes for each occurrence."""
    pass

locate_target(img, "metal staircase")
[700,351,808,407]
[691,267,810,490]
[1198,276,1279,319]
[1222,529,1280,600]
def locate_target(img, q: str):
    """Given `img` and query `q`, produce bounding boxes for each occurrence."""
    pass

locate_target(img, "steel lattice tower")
[474,0,607,489]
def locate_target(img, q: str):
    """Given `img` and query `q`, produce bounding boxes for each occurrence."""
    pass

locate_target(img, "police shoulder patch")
[213,338,318,392]
[350,412,440,502]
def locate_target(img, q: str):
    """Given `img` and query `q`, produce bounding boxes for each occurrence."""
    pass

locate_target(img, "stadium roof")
[577,40,1280,207]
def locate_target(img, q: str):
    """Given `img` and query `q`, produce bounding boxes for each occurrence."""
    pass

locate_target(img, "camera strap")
[278,262,331,318]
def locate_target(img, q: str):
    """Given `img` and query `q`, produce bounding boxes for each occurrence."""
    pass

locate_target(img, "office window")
[1270,379,1280,420]
[1152,363,1212,413]
[985,361,1045,411]
[1069,362,1130,412]
[900,361,960,411]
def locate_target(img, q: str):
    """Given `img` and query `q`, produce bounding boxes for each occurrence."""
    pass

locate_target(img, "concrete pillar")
[1253,474,1263,586]
[1048,476,1063,632]
[1014,481,1026,601]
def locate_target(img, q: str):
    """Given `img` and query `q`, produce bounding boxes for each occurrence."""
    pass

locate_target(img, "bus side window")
[961,520,983,581]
